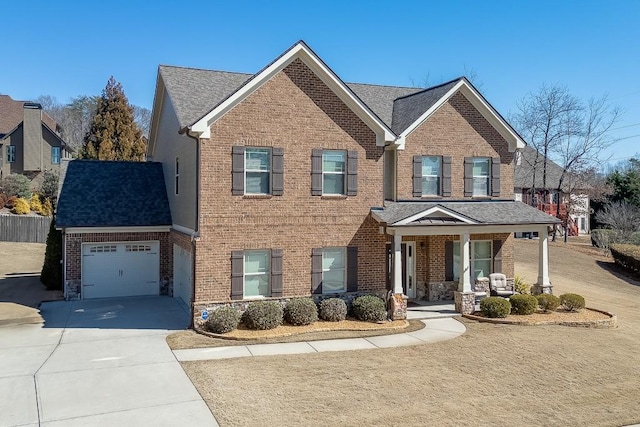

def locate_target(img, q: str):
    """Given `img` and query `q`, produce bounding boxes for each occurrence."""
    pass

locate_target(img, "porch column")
[459,233,472,293]
[393,234,403,294]
[534,226,552,294]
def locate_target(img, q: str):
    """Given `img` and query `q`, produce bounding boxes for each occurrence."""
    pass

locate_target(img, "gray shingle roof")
[347,83,422,127]
[514,146,585,191]
[390,78,462,134]
[57,160,172,228]
[373,200,560,226]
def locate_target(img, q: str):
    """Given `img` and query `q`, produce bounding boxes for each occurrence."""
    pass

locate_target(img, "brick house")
[0,95,72,186]
[57,41,559,318]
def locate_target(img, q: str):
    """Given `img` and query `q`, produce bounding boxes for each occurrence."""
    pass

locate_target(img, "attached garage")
[82,241,160,299]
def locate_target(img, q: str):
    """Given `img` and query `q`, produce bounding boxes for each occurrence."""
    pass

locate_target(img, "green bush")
[205,306,241,334]
[319,298,347,322]
[11,197,30,215]
[284,298,318,326]
[509,294,538,315]
[610,244,640,274]
[479,297,511,318]
[2,173,31,199]
[536,294,560,312]
[352,295,387,322]
[40,170,59,203]
[40,219,63,290]
[242,300,283,330]
[560,293,586,312]
[513,276,529,294]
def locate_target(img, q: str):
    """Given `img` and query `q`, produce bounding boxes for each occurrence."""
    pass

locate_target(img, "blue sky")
[1,1,638,165]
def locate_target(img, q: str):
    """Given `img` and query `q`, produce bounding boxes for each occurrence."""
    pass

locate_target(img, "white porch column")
[537,226,551,286]
[459,233,472,293]
[393,234,403,294]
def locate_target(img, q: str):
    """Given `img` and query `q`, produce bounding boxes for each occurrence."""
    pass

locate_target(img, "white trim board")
[60,226,171,234]
[394,206,477,226]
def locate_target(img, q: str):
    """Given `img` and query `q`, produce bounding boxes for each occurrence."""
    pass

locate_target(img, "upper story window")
[175,157,180,195]
[311,149,357,197]
[245,147,271,194]
[232,146,283,196]
[51,147,61,164]
[472,157,490,196]
[421,156,441,196]
[7,146,16,163]
[413,155,451,198]
[464,156,500,197]
[322,150,346,195]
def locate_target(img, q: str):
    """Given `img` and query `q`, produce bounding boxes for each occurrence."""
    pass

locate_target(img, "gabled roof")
[514,146,586,191]
[57,160,172,228]
[372,200,560,226]
[347,83,423,128]
[0,95,59,137]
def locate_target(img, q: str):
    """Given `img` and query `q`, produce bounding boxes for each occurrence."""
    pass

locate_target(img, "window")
[322,150,346,195]
[452,240,492,282]
[322,247,346,293]
[89,245,117,253]
[245,147,271,194]
[125,244,152,252]
[175,157,180,195]
[244,250,270,298]
[51,147,61,164]
[7,146,15,163]
[472,157,490,196]
[421,156,441,196]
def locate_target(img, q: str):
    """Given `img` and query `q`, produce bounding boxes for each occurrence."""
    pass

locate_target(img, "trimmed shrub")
[479,297,511,318]
[242,300,283,330]
[513,276,529,294]
[11,197,30,215]
[5,196,17,209]
[40,170,59,203]
[40,219,63,290]
[2,173,31,199]
[40,198,54,217]
[591,229,618,249]
[560,293,586,312]
[29,194,43,215]
[536,294,560,312]
[352,295,387,322]
[284,298,318,326]
[205,306,241,334]
[509,294,538,315]
[610,244,640,274]
[319,298,348,322]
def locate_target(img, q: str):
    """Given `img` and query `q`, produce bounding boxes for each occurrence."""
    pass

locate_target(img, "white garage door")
[82,241,160,299]
[173,244,192,306]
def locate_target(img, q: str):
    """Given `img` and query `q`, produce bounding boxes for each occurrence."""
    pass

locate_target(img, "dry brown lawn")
[182,237,640,427]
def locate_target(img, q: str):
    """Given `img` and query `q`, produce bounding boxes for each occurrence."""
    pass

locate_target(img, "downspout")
[185,128,202,329]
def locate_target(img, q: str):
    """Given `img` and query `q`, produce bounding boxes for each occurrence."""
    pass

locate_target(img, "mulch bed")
[464,307,617,328]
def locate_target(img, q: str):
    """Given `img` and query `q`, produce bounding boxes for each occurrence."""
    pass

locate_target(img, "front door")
[386,242,417,298]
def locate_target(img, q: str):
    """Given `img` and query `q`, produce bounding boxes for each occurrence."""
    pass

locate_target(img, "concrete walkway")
[174,317,466,362]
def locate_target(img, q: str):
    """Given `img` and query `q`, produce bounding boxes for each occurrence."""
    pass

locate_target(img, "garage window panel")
[89,245,117,253]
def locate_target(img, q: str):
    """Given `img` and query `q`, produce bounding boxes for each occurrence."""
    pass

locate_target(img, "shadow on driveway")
[595,260,640,288]
[39,296,191,330]
[0,273,62,308]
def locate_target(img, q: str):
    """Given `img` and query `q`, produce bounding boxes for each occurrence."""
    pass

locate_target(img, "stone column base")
[389,293,408,320]
[531,284,553,295]
[454,291,475,314]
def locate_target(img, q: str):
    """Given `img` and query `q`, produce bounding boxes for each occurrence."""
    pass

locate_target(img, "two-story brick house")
[57,41,558,318]
[0,95,72,185]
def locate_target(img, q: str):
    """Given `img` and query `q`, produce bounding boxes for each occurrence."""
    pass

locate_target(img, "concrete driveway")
[0,296,218,427]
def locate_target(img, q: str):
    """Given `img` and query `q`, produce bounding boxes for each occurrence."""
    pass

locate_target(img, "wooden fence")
[0,215,51,243]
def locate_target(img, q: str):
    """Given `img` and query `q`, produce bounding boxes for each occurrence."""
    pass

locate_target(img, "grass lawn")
[182,237,640,426]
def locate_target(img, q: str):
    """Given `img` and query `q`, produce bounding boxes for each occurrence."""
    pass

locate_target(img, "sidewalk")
[174,317,466,362]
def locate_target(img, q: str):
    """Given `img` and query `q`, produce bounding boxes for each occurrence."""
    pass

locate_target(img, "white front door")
[82,241,160,299]
[173,244,192,306]
[403,242,416,299]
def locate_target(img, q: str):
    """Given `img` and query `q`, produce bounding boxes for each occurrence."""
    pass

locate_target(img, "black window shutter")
[311,248,323,294]
[311,149,323,196]
[347,246,358,292]
[271,249,283,297]
[491,157,501,197]
[492,239,503,273]
[272,148,284,196]
[442,156,452,197]
[231,250,244,300]
[464,157,473,197]
[413,155,422,197]
[445,241,454,281]
[232,146,245,196]
[347,150,358,196]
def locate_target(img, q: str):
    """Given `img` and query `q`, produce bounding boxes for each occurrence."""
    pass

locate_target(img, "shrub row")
[479,293,586,318]
[205,295,387,334]
[610,244,640,274]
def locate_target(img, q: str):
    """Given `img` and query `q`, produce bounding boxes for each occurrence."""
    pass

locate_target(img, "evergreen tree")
[40,219,62,290]
[80,76,146,161]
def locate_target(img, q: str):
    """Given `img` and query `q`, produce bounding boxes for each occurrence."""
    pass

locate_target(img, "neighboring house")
[57,41,559,318]
[0,95,73,186]
[514,146,590,235]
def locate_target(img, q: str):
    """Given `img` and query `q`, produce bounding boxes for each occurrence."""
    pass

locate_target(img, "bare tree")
[133,105,152,139]
[595,201,640,236]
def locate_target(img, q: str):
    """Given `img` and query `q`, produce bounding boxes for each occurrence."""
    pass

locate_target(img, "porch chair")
[489,273,515,297]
